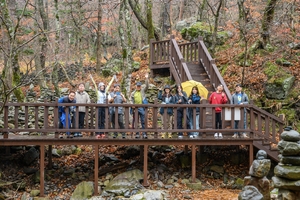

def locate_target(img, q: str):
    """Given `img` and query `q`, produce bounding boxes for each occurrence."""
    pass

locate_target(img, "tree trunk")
[35,0,48,89]
[178,0,185,21]
[261,0,278,47]
[197,0,207,21]
[146,0,155,43]
[52,0,61,96]
[128,0,160,41]
[207,0,223,56]
[96,0,103,74]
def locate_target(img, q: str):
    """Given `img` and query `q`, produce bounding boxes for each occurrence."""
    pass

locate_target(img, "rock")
[157,181,164,188]
[130,193,144,200]
[51,149,61,157]
[282,142,300,156]
[143,190,165,200]
[210,165,224,174]
[71,181,94,200]
[23,168,38,175]
[23,147,39,165]
[281,129,300,142]
[256,150,267,160]
[122,146,140,159]
[272,176,300,190]
[249,159,271,178]
[186,182,202,190]
[141,45,149,51]
[278,189,300,200]
[274,165,300,180]
[288,42,300,50]
[238,185,263,200]
[104,169,144,196]
[280,156,300,166]
[264,62,295,99]
[30,190,40,197]
[244,176,270,200]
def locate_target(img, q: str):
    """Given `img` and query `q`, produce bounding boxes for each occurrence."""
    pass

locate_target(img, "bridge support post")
[143,145,149,187]
[249,144,253,167]
[94,145,99,195]
[47,145,52,169]
[40,145,45,197]
[192,145,196,183]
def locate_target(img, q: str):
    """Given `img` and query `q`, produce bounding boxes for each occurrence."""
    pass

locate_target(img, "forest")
[0,0,300,199]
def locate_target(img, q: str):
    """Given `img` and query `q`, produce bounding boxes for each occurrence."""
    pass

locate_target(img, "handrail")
[169,36,192,83]
[0,102,285,145]
[197,37,231,100]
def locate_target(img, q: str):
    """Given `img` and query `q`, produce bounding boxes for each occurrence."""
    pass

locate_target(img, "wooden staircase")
[150,36,285,162]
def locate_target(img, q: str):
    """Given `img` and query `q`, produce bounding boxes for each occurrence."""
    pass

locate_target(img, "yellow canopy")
[181,80,208,99]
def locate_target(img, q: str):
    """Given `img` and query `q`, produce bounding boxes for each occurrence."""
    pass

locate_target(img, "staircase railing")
[150,38,170,65]
[169,36,192,83]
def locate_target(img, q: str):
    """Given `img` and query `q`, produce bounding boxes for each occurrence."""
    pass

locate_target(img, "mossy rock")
[180,22,231,45]
[263,61,295,99]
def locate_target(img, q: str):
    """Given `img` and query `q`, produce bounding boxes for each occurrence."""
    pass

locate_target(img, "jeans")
[97,107,105,134]
[111,113,125,135]
[234,111,247,134]
[189,114,200,136]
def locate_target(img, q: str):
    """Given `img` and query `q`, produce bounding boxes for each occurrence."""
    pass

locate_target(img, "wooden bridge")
[0,36,285,197]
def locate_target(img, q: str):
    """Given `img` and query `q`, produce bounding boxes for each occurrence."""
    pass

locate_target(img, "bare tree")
[96,0,103,74]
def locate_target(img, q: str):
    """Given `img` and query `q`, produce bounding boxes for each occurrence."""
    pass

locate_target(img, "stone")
[71,181,94,200]
[278,189,300,200]
[274,165,300,180]
[282,142,300,156]
[143,190,165,200]
[23,147,39,165]
[281,129,300,142]
[244,176,270,200]
[238,185,263,200]
[23,168,38,175]
[280,156,300,166]
[249,159,271,178]
[256,150,267,160]
[104,169,144,196]
[272,176,300,191]
[210,165,224,174]
[30,190,40,197]
[186,182,202,190]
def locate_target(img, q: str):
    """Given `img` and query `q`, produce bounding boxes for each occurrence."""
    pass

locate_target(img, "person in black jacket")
[158,85,175,138]
[174,84,189,138]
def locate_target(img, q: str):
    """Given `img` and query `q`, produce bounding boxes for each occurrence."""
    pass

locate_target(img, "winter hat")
[98,82,105,88]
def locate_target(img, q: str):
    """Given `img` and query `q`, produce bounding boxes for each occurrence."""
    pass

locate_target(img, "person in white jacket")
[75,83,91,137]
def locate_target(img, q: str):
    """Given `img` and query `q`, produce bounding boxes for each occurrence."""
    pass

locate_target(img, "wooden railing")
[178,41,199,63]
[150,38,170,65]
[0,101,284,144]
[169,36,192,83]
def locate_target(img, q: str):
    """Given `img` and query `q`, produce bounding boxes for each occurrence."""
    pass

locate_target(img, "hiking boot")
[189,135,194,139]
[74,133,79,137]
[122,133,126,139]
[232,134,237,138]
[161,133,166,139]
[113,133,118,138]
[78,132,83,137]
[168,133,172,138]
[135,133,140,138]
[59,134,64,139]
[67,134,73,138]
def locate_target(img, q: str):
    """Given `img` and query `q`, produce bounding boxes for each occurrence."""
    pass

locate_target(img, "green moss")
[264,61,290,81]
[276,109,296,125]
[23,48,34,55]
[275,58,288,65]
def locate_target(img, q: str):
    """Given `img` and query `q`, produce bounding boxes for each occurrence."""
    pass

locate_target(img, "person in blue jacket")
[58,91,76,138]
[188,86,201,138]
[158,85,175,138]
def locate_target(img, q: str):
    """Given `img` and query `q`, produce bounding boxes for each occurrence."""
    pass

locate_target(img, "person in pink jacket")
[209,84,228,139]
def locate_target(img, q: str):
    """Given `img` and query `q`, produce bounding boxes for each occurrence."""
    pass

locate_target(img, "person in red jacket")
[209,84,228,139]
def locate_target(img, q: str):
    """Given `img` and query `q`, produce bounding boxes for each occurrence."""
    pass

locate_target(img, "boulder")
[71,181,94,200]
[272,176,300,191]
[238,185,263,200]
[281,129,300,142]
[143,190,165,200]
[104,169,144,196]
[23,147,39,165]
[244,176,270,200]
[274,165,300,180]
[280,156,300,166]
[249,159,271,178]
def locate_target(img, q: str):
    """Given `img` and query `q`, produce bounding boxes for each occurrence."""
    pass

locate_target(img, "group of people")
[58,75,249,139]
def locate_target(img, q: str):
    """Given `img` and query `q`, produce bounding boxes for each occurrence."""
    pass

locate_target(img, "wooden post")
[249,144,253,168]
[143,145,149,186]
[94,145,99,195]
[48,145,53,169]
[192,145,196,183]
[40,145,45,197]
